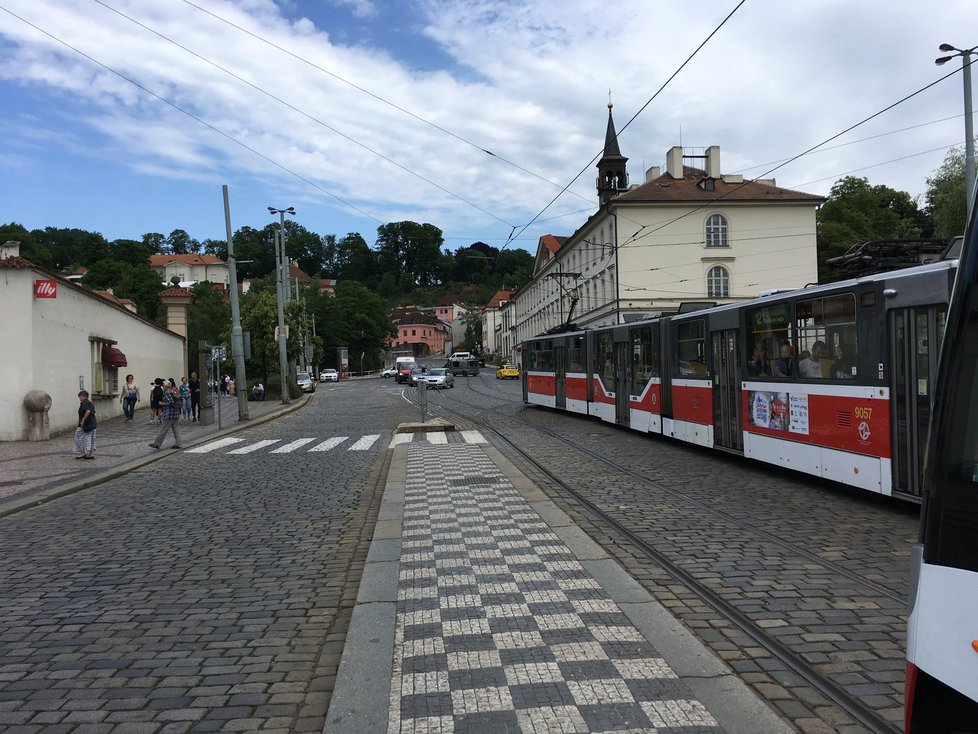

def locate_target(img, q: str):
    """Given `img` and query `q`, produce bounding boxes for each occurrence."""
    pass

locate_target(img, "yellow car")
[495,363,520,380]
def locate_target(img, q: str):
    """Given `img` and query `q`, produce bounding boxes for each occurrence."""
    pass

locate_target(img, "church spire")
[596,100,629,205]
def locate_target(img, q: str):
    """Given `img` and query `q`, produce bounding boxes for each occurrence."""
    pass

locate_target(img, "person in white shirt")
[797,341,826,378]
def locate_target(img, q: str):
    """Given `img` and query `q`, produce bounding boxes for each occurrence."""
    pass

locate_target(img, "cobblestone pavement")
[0,380,418,733]
[423,375,919,733]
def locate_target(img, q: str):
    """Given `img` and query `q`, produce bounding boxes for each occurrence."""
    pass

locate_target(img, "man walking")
[149,378,183,450]
[188,371,201,422]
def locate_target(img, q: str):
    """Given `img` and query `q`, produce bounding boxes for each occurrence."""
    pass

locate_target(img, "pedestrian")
[228,378,235,397]
[150,378,165,423]
[221,374,229,396]
[188,371,201,422]
[149,378,183,450]
[179,376,192,421]
[74,390,97,460]
[119,373,140,422]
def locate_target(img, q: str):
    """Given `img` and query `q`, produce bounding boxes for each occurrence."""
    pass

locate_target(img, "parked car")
[319,368,339,382]
[408,367,425,386]
[495,363,520,380]
[296,372,316,392]
[381,366,397,378]
[421,367,454,389]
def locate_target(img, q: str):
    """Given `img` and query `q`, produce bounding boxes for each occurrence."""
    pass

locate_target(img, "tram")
[522,257,957,502]
[905,194,978,728]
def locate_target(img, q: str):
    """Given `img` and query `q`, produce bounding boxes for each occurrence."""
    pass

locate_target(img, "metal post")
[223,185,249,421]
[273,214,290,404]
[963,51,975,206]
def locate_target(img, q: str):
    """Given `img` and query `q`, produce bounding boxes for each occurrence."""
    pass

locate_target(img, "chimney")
[705,145,721,178]
[666,146,684,178]
[645,165,661,183]
[1,241,21,259]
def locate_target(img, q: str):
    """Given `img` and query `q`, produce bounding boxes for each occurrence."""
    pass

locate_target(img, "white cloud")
[0,0,973,244]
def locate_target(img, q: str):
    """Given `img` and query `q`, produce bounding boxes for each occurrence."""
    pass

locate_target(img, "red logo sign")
[35,280,57,298]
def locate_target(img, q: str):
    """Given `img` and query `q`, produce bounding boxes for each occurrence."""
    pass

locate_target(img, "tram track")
[417,378,906,733]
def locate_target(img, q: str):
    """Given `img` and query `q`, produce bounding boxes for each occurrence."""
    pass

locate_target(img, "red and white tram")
[522,258,957,501]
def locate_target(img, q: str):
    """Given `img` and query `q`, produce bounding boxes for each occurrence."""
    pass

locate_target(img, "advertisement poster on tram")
[748,391,809,435]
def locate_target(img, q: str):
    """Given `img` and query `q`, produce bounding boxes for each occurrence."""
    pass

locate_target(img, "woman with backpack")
[149,378,165,424]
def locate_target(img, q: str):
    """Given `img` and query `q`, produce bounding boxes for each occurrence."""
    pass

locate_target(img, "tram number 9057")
[854,406,873,420]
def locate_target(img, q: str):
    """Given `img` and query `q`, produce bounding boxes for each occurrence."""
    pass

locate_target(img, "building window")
[706,214,728,247]
[707,266,730,298]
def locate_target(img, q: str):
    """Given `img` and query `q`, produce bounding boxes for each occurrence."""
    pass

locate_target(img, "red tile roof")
[149,254,225,266]
[540,235,567,254]
[616,165,825,204]
[486,290,512,309]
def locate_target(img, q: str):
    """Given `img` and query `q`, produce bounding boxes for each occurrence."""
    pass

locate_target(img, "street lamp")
[936,43,977,205]
[268,206,295,403]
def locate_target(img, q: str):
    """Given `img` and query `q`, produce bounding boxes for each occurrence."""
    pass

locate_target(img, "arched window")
[707,266,730,298]
[706,214,728,247]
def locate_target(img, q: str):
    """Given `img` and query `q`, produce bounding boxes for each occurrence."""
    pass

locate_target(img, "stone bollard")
[24,390,52,442]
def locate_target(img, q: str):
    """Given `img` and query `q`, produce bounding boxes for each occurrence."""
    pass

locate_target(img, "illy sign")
[35,279,57,298]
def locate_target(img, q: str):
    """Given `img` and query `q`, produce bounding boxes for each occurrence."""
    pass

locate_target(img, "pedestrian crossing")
[186,431,486,455]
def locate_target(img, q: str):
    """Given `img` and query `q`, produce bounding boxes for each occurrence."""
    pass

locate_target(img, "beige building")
[506,108,824,359]
[481,289,513,359]
[150,253,229,289]
[1,242,186,442]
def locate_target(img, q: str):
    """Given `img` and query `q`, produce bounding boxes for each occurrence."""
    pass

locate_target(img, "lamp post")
[268,206,294,403]
[936,43,977,205]
[223,186,249,420]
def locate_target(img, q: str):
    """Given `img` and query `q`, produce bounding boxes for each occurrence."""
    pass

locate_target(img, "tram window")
[631,327,657,394]
[676,319,707,377]
[593,332,614,384]
[568,336,585,372]
[795,294,858,379]
[531,340,553,370]
[746,304,792,378]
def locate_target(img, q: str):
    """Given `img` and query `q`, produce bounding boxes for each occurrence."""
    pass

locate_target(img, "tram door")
[891,306,947,497]
[615,339,631,425]
[712,329,743,451]
[554,342,567,410]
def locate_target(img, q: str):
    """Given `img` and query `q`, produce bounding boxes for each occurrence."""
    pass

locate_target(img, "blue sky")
[0,0,974,253]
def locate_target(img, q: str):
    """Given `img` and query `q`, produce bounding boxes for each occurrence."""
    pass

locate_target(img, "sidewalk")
[325,438,791,734]
[0,393,307,518]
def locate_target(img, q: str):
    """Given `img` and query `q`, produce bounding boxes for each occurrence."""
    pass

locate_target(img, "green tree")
[142,232,165,253]
[926,148,968,239]
[376,221,444,289]
[165,229,199,255]
[336,233,378,286]
[493,248,533,288]
[187,283,230,370]
[456,309,483,353]
[33,227,111,270]
[453,247,490,282]
[816,176,927,278]
[314,281,394,371]
[111,239,152,268]
[0,222,48,267]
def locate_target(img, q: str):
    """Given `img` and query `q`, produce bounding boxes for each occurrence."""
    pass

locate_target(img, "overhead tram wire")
[177,0,596,207]
[0,5,384,226]
[89,0,515,230]
[503,0,748,251]
[615,65,968,252]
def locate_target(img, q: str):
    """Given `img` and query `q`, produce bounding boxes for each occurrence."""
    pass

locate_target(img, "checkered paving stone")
[388,444,722,734]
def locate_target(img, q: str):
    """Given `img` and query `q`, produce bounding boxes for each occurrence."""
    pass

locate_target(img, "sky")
[0,0,974,255]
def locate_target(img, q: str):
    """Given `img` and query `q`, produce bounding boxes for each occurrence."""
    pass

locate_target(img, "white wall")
[1,266,185,441]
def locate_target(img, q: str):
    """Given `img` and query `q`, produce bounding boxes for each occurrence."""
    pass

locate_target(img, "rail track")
[410,376,912,733]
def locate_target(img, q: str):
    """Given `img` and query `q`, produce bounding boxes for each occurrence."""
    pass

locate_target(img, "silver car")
[296,372,316,393]
[421,367,454,389]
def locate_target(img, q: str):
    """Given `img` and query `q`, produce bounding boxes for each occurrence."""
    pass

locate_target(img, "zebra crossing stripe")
[388,434,413,448]
[349,435,380,450]
[186,437,245,453]
[227,439,281,454]
[461,430,486,444]
[425,431,448,445]
[270,438,317,453]
[309,437,348,452]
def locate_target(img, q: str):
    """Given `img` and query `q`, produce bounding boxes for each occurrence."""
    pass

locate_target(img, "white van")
[449,351,471,360]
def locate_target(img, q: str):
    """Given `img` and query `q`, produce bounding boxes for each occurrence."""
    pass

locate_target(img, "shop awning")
[102,346,128,368]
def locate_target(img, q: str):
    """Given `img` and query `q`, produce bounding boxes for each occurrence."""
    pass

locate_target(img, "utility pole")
[268,206,294,403]
[223,185,249,420]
